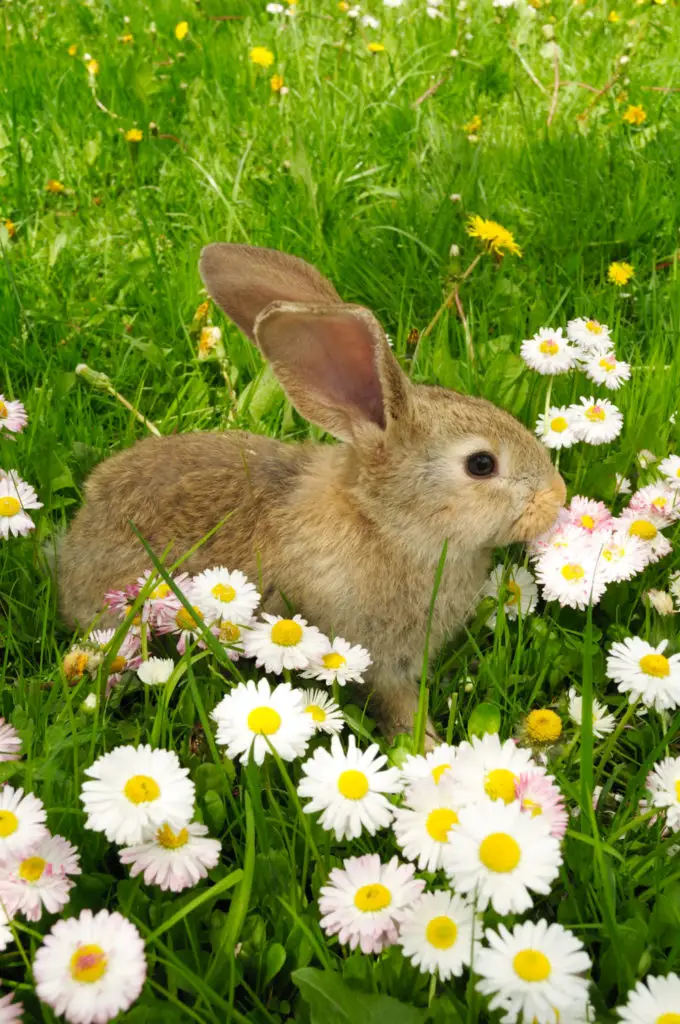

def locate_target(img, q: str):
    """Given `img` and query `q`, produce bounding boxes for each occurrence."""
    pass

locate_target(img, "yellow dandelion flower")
[608,9,619,20]
[193,301,210,323]
[608,261,635,286]
[466,215,522,258]
[175,21,189,41]
[463,114,482,134]
[86,58,99,75]
[68,44,78,56]
[524,709,562,744]
[125,128,143,143]
[121,33,134,44]
[338,0,350,8]
[286,0,298,5]
[622,104,646,125]
[46,179,65,194]
[3,219,16,238]
[367,41,385,53]
[270,74,285,92]
[250,46,275,68]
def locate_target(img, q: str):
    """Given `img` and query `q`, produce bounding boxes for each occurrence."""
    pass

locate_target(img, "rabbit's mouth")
[508,475,567,542]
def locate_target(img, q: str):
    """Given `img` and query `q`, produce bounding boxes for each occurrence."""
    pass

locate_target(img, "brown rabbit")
[59,244,565,741]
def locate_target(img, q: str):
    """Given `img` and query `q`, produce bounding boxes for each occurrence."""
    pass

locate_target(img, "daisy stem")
[75,363,161,436]
[270,746,325,874]
[542,377,553,436]
[427,972,437,1007]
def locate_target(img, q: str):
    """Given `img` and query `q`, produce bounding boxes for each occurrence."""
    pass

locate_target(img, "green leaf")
[263,942,286,986]
[292,968,429,1024]
[467,702,501,738]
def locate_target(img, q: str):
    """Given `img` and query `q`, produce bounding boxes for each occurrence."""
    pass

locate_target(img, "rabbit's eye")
[466,452,497,478]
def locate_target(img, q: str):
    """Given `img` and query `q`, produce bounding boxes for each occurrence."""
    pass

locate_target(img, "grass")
[1,0,680,1020]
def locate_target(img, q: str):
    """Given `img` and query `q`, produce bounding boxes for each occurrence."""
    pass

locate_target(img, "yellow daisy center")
[513,949,551,982]
[150,583,171,600]
[550,416,568,433]
[676,468,680,479]
[521,798,543,818]
[0,496,20,517]
[526,709,562,743]
[426,915,458,950]
[585,404,606,422]
[639,654,670,678]
[657,1017,680,1024]
[586,320,603,334]
[484,768,518,804]
[322,652,346,670]
[599,357,616,371]
[176,606,203,632]
[109,655,127,674]
[628,519,657,540]
[124,774,161,804]
[539,340,559,355]
[506,580,521,606]
[247,706,282,735]
[579,514,595,530]
[212,583,236,603]
[71,944,108,984]
[426,808,458,842]
[271,619,303,646]
[219,621,241,643]
[674,782,680,803]
[561,563,585,582]
[156,823,190,849]
[0,400,7,417]
[479,832,521,873]
[19,856,47,882]
[431,763,451,784]
[354,883,391,912]
[652,497,667,510]
[337,769,369,800]
[305,704,327,723]
[0,811,19,837]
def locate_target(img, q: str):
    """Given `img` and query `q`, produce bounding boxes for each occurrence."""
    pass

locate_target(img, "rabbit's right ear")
[199,243,342,340]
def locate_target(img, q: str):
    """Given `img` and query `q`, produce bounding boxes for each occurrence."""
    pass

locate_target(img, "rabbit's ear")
[199,244,341,340]
[253,301,411,442]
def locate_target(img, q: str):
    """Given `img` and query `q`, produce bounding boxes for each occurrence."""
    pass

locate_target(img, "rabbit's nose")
[510,473,567,542]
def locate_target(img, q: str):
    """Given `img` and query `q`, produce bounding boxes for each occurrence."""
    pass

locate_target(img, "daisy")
[0,833,81,921]
[606,637,680,712]
[520,328,579,375]
[0,718,21,762]
[137,657,174,686]
[475,919,591,1024]
[0,991,22,1023]
[119,821,221,892]
[33,908,146,1024]
[583,352,631,390]
[637,449,657,469]
[566,317,613,354]
[629,481,680,522]
[566,496,613,536]
[301,689,345,735]
[303,635,372,686]
[598,530,649,583]
[646,756,680,831]
[615,509,672,564]
[616,972,680,1024]
[481,564,538,625]
[210,617,247,660]
[318,853,424,954]
[87,628,142,686]
[0,786,48,865]
[527,519,582,560]
[535,406,579,450]
[80,744,195,845]
[570,396,623,445]
[615,473,632,495]
[242,613,327,674]
[298,733,401,840]
[398,890,478,981]
[567,688,616,738]
[212,678,313,766]
[134,570,191,626]
[154,593,207,655]
[191,567,260,624]
[535,545,608,610]
[515,773,568,838]
[393,774,466,872]
[658,454,680,488]
[0,472,42,539]
[399,743,458,788]
[449,732,542,808]
[443,798,562,915]
[645,588,675,615]
[0,395,28,434]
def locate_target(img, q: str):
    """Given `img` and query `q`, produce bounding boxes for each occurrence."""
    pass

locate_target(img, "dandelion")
[0,395,28,433]
[2,219,16,238]
[515,773,568,838]
[68,44,78,56]
[583,353,631,390]
[567,317,613,354]
[535,406,579,450]
[46,179,65,193]
[137,658,175,686]
[301,689,345,735]
[367,41,385,52]
[567,688,616,738]
[393,774,466,872]
[119,822,221,892]
[303,636,372,686]
[175,21,189,40]
[523,709,562,745]
[398,891,478,980]
[85,58,99,75]
[0,786,48,865]
[646,756,680,832]
[463,114,482,134]
[622,104,646,125]
[616,973,680,1024]
[608,261,635,286]
[0,833,81,921]
[467,215,522,257]
[0,472,43,539]
[243,613,326,674]
[448,732,543,807]
[270,74,285,91]
[125,128,143,142]
[191,567,260,624]
[606,637,680,711]
[521,328,579,375]
[212,678,314,765]
[481,564,538,625]
[0,718,21,762]
[250,46,275,68]
[608,9,620,21]
[121,33,134,43]
[659,453,680,487]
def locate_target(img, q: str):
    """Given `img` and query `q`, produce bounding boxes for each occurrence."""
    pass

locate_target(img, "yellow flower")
[125,128,143,143]
[193,301,210,324]
[121,33,134,44]
[608,261,635,286]
[623,103,646,125]
[338,0,350,7]
[46,179,65,194]
[524,709,562,744]
[463,114,482,134]
[367,41,385,53]
[68,44,78,56]
[175,21,189,41]
[466,215,522,258]
[608,9,619,20]
[3,219,16,238]
[86,58,99,75]
[250,46,275,68]
[270,74,285,92]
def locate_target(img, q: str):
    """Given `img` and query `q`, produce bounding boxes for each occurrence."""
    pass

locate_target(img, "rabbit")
[59,243,566,743]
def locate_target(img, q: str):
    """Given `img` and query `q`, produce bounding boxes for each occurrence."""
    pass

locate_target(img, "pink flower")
[515,772,568,838]
[0,832,81,921]
[135,570,192,628]
[566,496,613,535]
[0,395,28,434]
[88,628,142,690]
[629,482,680,523]
[154,583,207,654]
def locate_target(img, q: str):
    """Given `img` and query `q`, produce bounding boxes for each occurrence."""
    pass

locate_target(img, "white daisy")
[0,991,22,1023]
[33,908,146,1024]
[520,328,579,375]
[598,530,649,583]
[0,395,28,433]
[481,564,538,625]
[399,743,458,788]
[615,509,673,564]
[211,678,314,766]
[616,972,680,1024]
[393,774,466,872]
[583,352,631,390]
[615,473,632,495]
[119,821,221,892]
[658,454,680,489]
[87,628,142,685]
[566,496,613,536]
[646,756,680,832]
[318,853,424,954]
[80,744,195,845]
[191,567,260,625]
[629,481,680,522]
[567,688,616,738]
[606,637,680,711]
[298,733,401,840]
[362,14,380,28]
[528,520,584,561]
[535,406,579,450]
[448,733,542,807]
[0,718,21,762]
[535,545,609,610]
[242,613,327,674]
[301,689,345,735]
[398,890,478,980]
[0,786,48,865]
[154,594,207,655]
[570,396,623,445]
[515,773,568,839]
[0,833,81,921]
[134,570,191,626]
[0,472,42,539]
[475,919,592,1024]
[210,617,248,660]
[442,799,562,915]
[567,316,613,354]
[137,657,175,686]
[302,635,372,687]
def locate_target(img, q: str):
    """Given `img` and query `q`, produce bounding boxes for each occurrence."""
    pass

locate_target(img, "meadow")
[1,0,680,1020]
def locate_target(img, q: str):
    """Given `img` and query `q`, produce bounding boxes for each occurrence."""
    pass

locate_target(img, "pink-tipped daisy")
[628,482,680,523]
[87,628,142,688]
[0,719,21,762]
[0,395,28,434]
[566,496,613,536]
[119,821,221,892]
[0,472,42,539]
[570,396,623,445]
[567,317,613,354]
[520,328,579,375]
[515,772,568,839]
[154,591,207,655]
[0,786,48,865]
[615,509,672,564]
[0,990,23,1023]
[583,352,631,390]
[0,833,81,921]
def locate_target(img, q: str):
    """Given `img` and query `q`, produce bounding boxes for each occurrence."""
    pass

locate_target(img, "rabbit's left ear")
[253,301,411,443]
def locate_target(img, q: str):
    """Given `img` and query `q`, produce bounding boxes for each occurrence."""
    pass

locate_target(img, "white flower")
[566,496,613,536]
[0,991,22,1023]
[301,689,344,735]
[637,448,657,469]
[393,774,466,872]
[0,472,42,539]
[515,773,568,839]
[119,821,221,892]
[0,833,81,922]
[33,908,146,1024]
[598,530,649,583]
[319,853,424,954]
[583,353,631,390]
[266,1,285,10]
[362,14,380,27]
[0,395,28,434]
[0,786,48,865]
[659,454,680,488]
[606,637,680,711]
[615,473,632,495]
[426,4,444,16]
[0,718,21,762]
[212,678,314,765]
[535,406,579,449]
[520,328,579,375]
[570,396,623,445]
[616,972,680,1024]
[566,317,613,353]
[535,545,608,610]
[645,588,675,615]
[383,0,404,6]
[191,567,260,625]
[475,919,591,1024]
[615,509,673,564]
[80,744,195,845]
[302,635,371,686]
[443,799,562,915]
[481,564,538,625]
[399,743,458,788]
[398,890,478,980]
[567,688,616,738]
[448,732,543,808]
[298,733,401,840]
[242,613,326,674]
[137,657,175,686]
[629,481,680,522]
[646,756,680,832]
[493,0,517,7]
